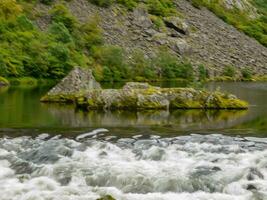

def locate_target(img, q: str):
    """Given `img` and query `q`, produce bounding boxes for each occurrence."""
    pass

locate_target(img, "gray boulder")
[132,7,153,29]
[163,16,189,35]
[47,66,101,96]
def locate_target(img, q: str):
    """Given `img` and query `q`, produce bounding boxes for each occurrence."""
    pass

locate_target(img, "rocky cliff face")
[35,0,267,76]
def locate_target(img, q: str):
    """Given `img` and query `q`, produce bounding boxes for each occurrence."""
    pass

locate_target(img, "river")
[0,82,266,200]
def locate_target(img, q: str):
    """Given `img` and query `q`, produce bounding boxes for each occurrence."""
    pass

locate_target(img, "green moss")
[97,195,116,200]
[40,94,76,103]
[205,92,248,109]
[0,77,9,86]
[42,84,248,110]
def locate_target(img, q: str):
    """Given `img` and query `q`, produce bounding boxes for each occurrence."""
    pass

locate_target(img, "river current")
[0,132,267,200]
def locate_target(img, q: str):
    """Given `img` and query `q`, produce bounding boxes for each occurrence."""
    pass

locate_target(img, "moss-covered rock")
[0,77,9,86]
[40,94,77,103]
[97,195,116,200]
[41,82,249,110]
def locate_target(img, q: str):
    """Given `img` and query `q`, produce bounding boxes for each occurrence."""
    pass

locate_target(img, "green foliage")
[152,50,194,80]
[150,15,166,31]
[0,77,9,85]
[0,0,22,20]
[190,0,204,9]
[9,77,38,86]
[50,4,77,32]
[77,16,103,50]
[89,0,114,7]
[92,45,129,81]
[241,67,253,79]
[40,0,54,5]
[117,0,138,10]
[49,22,72,43]
[147,0,176,17]
[198,65,209,80]
[223,66,236,77]
[131,50,157,79]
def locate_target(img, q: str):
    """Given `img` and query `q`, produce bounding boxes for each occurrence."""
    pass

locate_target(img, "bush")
[150,15,166,31]
[152,50,194,80]
[223,66,236,77]
[40,0,54,5]
[92,45,129,81]
[0,0,22,20]
[147,0,176,17]
[16,15,34,31]
[241,67,253,79]
[49,22,72,43]
[50,4,77,32]
[117,0,137,10]
[89,0,114,7]
[190,0,204,9]
[78,17,103,50]
[198,64,208,80]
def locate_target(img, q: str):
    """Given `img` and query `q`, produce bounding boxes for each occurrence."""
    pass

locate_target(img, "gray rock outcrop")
[47,66,101,96]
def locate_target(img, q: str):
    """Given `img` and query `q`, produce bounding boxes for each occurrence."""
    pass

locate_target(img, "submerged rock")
[41,68,248,110]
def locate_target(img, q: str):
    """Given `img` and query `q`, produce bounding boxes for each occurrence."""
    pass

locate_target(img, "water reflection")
[42,104,248,130]
[0,82,266,137]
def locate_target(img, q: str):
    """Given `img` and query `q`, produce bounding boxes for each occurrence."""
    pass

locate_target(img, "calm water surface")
[0,82,266,200]
[0,82,266,137]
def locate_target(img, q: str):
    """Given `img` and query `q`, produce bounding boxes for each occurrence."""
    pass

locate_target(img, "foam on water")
[0,132,266,200]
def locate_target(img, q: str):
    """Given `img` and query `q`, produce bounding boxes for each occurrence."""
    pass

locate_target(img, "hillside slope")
[0,0,266,81]
[36,0,267,76]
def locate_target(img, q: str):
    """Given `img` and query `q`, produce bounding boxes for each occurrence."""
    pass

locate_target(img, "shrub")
[0,0,22,20]
[16,15,34,31]
[92,45,129,81]
[93,45,125,68]
[102,66,113,81]
[198,64,208,80]
[117,0,137,10]
[78,17,103,50]
[0,55,8,77]
[223,66,236,77]
[89,0,114,7]
[40,0,54,5]
[150,15,166,31]
[49,22,72,43]
[241,67,253,79]
[152,50,194,80]
[191,0,204,9]
[50,4,77,32]
[147,0,176,17]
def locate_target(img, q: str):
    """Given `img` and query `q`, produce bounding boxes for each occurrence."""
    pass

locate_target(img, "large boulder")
[172,38,191,55]
[163,16,189,35]
[132,7,153,29]
[46,66,101,96]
